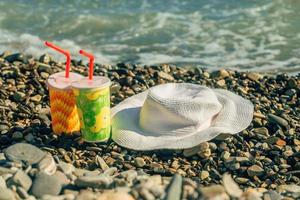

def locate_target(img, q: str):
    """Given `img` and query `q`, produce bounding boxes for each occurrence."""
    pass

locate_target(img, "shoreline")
[0,52,299,199]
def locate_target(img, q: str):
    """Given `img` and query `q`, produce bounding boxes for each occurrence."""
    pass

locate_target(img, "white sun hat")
[111,83,253,150]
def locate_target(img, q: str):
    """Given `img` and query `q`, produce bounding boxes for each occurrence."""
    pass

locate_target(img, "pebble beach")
[0,52,299,199]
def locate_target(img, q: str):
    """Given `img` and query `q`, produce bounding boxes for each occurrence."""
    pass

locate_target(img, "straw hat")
[111,83,253,150]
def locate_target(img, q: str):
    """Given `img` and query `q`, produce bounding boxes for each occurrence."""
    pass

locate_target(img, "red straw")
[44,41,71,78]
[79,50,94,80]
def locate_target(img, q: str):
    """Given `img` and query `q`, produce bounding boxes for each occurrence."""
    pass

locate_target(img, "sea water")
[0,0,299,73]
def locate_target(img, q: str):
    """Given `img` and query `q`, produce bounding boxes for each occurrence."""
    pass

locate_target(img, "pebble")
[157,71,174,81]
[4,143,46,164]
[95,156,109,171]
[11,170,32,191]
[200,185,228,200]
[211,69,229,79]
[200,170,209,180]
[30,95,42,103]
[57,162,74,175]
[0,187,15,200]
[11,132,23,140]
[222,173,242,198]
[0,176,6,188]
[38,153,57,175]
[247,165,264,177]
[75,174,112,188]
[247,72,262,81]
[97,191,134,200]
[164,174,182,200]
[31,172,62,198]
[134,157,146,168]
[267,114,289,127]
[0,56,299,199]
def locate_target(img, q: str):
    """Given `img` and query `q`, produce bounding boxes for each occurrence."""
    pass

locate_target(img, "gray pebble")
[4,143,46,165]
[164,174,182,200]
[75,174,112,188]
[0,187,15,200]
[31,172,62,198]
[11,170,32,191]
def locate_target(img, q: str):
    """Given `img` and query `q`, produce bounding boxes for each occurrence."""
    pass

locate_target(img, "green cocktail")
[72,77,111,142]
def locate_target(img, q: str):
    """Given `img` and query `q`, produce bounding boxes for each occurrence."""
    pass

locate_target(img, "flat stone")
[97,191,135,200]
[157,71,174,81]
[16,186,29,199]
[242,188,262,200]
[57,162,75,175]
[103,167,118,176]
[0,176,6,188]
[0,167,15,175]
[31,172,62,198]
[95,156,109,171]
[38,153,57,175]
[134,157,146,168]
[280,184,300,193]
[12,170,32,191]
[0,187,15,200]
[4,143,46,164]
[53,171,70,186]
[222,173,242,198]
[183,142,209,157]
[200,185,228,200]
[247,165,264,177]
[75,174,112,188]
[247,72,262,81]
[120,170,138,183]
[164,174,182,200]
[252,127,269,139]
[267,114,289,127]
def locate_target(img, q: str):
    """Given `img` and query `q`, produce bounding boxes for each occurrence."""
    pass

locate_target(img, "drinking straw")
[79,50,94,80]
[44,41,71,78]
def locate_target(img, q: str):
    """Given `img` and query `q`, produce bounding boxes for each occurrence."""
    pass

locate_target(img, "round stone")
[31,172,62,198]
[134,157,146,168]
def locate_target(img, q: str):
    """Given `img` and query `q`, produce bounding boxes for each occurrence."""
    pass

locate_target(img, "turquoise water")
[0,0,300,73]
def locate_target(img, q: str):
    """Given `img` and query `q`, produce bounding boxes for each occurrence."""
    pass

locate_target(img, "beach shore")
[0,52,299,199]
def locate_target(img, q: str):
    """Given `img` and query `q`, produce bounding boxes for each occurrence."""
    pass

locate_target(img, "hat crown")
[139,84,222,135]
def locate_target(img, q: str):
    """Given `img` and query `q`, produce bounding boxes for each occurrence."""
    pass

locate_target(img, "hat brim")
[111,86,253,150]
